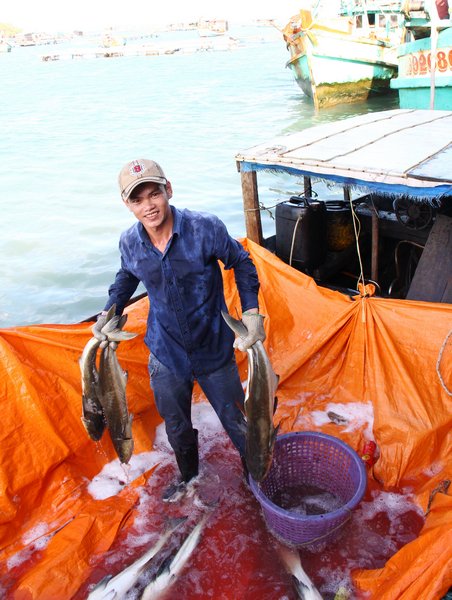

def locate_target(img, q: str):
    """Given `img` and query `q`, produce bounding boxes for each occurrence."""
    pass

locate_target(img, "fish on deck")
[87,517,187,599]
[140,512,210,599]
[277,543,323,600]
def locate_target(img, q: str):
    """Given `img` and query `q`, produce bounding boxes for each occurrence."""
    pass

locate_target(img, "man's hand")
[233,311,266,352]
[91,311,108,341]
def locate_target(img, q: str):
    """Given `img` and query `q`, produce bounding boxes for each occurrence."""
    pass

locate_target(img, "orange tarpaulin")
[0,239,451,599]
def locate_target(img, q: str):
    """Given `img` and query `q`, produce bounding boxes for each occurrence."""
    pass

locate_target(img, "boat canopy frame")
[236,109,452,247]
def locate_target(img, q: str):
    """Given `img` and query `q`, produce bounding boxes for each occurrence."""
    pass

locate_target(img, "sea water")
[0,25,398,328]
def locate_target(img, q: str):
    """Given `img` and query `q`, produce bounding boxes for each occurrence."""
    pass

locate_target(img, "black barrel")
[275,196,327,271]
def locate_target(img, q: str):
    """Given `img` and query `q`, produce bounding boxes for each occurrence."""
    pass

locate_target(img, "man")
[94,159,265,501]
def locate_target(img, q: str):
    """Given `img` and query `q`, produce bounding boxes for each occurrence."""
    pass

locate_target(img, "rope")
[349,195,365,292]
[244,199,288,221]
[244,202,276,212]
[436,328,452,396]
[289,215,304,267]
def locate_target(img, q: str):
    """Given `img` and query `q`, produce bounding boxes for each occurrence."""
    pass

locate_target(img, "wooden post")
[240,170,263,245]
[304,176,312,198]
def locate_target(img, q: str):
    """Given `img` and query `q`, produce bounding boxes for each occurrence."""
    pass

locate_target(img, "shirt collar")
[136,205,181,244]
[171,205,182,237]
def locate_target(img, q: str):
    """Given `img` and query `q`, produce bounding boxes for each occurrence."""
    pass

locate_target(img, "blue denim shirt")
[105,206,260,377]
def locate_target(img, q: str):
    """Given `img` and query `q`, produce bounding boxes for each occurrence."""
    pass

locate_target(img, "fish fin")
[164,515,188,531]
[277,544,323,599]
[100,315,120,333]
[118,314,128,329]
[103,304,116,323]
[292,574,312,599]
[120,414,133,438]
[155,555,173,578]
[87,574,113,596]
[270,422,280,449]
[272,371,280,394]
[105,330,138,342]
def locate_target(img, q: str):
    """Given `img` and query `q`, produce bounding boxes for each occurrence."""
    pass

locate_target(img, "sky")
[1,0,309,33]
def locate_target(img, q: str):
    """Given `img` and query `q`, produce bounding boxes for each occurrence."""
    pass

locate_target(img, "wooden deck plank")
[407,214,452,302]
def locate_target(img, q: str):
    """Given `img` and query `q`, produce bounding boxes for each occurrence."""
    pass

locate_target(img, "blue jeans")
[148,353,246,457]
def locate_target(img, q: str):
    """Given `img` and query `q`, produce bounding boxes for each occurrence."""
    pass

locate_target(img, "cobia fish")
[98,341,135,464]
[79,305,137,446]
[79,305,116,441]
[79,336,106,441]
[221,311,279,482]
[87,517,187,600]
[140,512,210,600]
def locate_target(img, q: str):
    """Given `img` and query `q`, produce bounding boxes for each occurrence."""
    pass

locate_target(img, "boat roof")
[236,109,452,200]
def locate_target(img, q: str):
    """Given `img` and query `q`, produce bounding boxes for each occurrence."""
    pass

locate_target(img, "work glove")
[233,311,266,352]
[91,311,108,341]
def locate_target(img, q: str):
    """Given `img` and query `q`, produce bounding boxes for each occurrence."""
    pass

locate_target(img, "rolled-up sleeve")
[105,255,140,315]
[213,218,260,312]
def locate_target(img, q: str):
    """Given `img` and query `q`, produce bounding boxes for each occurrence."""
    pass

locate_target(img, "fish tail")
[105,330,138,342]
[221,310,248,337]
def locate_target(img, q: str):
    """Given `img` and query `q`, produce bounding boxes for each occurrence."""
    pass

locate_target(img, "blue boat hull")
[391,27,452,109]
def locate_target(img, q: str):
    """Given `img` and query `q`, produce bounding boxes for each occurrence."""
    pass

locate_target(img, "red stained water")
[73,433,425,600]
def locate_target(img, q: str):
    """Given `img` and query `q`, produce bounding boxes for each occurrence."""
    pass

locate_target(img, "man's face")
[125,181,173,230]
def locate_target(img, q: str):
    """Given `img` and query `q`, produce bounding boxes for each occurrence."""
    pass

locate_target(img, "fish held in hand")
[80,304,137,446]
[98,343,134,464]
[222,311,279,482]
[100,312,138,343]
[91,304,116,342]
[79,336,106,441]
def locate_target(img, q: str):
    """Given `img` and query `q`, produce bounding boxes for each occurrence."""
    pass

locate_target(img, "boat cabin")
[340,0,405,42]
[236,109,452,303]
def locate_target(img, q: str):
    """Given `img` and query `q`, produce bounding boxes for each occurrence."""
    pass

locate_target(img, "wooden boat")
[237,108,452,298]
[197,18,228,37]
[390,3,452,109]
[101,28,124,48]
[282,2,404,109]
[234,110,452,600]
[1,109,452,599]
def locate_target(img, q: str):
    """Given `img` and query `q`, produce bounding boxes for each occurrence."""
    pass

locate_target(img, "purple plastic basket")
[250,431,367,549]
